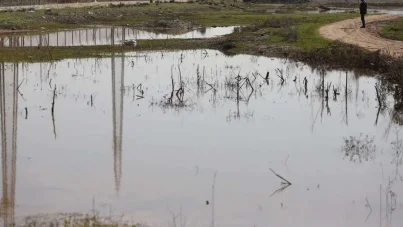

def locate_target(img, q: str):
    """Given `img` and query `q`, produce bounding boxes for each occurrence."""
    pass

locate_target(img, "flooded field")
[0,26,236,47]
[1,50,403,227]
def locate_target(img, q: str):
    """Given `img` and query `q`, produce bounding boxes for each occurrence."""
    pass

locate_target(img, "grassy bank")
[380,17,403,41]
[0,7,357,62]
[0,2,316,30]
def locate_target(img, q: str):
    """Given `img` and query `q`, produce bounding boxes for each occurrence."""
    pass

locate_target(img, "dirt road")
[319,14,403,57]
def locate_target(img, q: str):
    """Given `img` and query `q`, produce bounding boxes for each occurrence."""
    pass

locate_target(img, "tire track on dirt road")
[319,14,403,58]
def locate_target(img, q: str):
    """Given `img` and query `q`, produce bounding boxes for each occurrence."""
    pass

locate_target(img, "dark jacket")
[360,1,367,15]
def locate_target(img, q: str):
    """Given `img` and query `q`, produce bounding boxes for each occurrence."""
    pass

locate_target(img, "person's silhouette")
[360,0,368,28]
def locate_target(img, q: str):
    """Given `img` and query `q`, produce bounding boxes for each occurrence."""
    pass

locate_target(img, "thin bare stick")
[25,107,28,119]
[270,168,292,185]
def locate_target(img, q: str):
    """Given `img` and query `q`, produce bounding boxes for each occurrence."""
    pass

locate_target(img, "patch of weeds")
[21,212,146,227]
[108,2,128,8]
[272,26,298,42]
[380,18,403,41]
[218,39,236,52]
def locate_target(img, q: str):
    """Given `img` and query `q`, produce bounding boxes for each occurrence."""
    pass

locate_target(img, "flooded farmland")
[1,49,403,227]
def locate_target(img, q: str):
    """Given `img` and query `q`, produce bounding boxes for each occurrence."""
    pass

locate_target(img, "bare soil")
[319,14,403,57]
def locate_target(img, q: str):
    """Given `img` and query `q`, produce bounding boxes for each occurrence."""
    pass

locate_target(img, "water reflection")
[0,26,236,47]
[0,50,402,227]
[111,54,124,193]
[0,63,18,227]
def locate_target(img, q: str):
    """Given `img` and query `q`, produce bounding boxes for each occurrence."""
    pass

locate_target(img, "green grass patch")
[0,39,219,62]
[380,18,403,41]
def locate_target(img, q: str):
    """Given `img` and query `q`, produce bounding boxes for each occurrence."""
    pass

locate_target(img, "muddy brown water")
[0,50,403,227]
[0,26,237,47]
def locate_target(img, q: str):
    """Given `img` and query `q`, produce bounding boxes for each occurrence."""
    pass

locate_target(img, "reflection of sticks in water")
[176,65,184,103]
[374,82,384,126]
[303,77,308,98]
[211,171,217,227]
[168,66,175,104]
[270,183,291,197]
[51,85,57,139]
[325,82,332,116]
[205,82,217,92]
[260,71,270,85]
[333,85,340,101]
[380,184,382,227]
[269,168,292,197]
[345,72,348,126]
[111,54,124,194]
[269,168,292,185]
[365,197,372,222]
[375,105,381,126]
[0,62,18,227]
[276,68,285,85]
[375,82,383,109]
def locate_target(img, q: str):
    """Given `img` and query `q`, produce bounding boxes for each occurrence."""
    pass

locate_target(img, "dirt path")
[319,14,403,57]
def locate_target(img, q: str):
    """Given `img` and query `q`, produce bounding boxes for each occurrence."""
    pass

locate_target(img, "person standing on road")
[360,0,368,28]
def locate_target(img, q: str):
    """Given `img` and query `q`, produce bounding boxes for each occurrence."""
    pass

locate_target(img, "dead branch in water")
[269,168,292,185]
[176,65,184,103]
[51,85,57,139]
[375,82,385,110]
[333,85,340,101]
[260,71,270,83]
[325,82,332,101]
[303,77,308,98]
[168,66,175,103]
[51,85,56,114]
[276,68,285,85]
